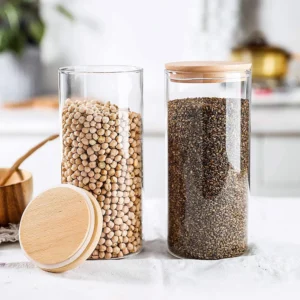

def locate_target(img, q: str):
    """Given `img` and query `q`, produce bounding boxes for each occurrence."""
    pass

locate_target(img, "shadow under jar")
[59,66,143,259]
[165,61,251,259]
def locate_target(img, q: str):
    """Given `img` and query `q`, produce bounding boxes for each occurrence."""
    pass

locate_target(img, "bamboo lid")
[165,61,252,83]
[19,185,102,273]
[165,61,252,72]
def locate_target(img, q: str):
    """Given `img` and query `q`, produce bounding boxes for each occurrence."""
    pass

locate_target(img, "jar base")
[167,247,247,260]
[88,246,143,260]
[111,247,143,260]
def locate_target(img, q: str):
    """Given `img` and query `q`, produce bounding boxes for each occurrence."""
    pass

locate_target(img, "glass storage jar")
[165,61,251,259]
[59,66,143,259]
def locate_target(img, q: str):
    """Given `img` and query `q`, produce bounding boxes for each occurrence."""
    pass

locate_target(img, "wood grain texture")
[0,168,33,226]
[165,62,251,83]
[165,61,252,72]
[47,191,102,273]
[3,95,58,109]
[20,187,91,265]
[19,185,103,273]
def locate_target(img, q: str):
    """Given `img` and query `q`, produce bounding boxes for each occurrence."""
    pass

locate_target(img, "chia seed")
[168,97,250,259]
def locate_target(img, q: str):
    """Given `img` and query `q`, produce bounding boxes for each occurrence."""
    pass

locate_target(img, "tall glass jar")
[59,66,143,259]
[165,61,251,259]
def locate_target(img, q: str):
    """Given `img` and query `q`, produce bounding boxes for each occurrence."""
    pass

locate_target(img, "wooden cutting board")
[3,95,58,109]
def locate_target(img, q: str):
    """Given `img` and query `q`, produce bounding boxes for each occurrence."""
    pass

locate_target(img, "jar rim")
[166,69,251,83]
[59,65,143,74]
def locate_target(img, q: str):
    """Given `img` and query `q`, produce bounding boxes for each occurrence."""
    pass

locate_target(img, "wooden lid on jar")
[19,185,102,273]
[165,61,252,83]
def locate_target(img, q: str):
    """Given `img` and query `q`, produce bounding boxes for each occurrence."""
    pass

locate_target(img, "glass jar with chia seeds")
[59,66,143,259]
[165,61,251,259]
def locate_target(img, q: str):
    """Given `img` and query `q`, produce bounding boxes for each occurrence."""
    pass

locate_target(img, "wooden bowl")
[0,168,33,226]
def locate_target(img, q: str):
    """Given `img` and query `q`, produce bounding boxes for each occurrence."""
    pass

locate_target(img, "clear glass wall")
[165,62,251,259]
[59,66,143,259]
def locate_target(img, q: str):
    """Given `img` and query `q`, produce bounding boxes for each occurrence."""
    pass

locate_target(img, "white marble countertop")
[0,108,59,135]
[1,196,300,299]
[2,90,300,136]
[0,108,164,136]
[252,88,300,106]
[251,107,300,135]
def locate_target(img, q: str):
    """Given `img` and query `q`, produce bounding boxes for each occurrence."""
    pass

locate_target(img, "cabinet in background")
[251,101,300,197]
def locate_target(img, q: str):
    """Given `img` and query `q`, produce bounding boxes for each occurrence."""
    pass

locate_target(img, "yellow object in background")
[232,31,300,81]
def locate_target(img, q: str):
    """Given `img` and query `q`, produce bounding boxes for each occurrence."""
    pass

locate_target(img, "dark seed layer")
[168,97,250,259]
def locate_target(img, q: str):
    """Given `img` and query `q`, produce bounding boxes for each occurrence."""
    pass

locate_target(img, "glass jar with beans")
[59,66,143,259]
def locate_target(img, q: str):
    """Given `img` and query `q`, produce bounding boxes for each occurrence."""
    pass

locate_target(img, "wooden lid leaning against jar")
[19,184,103,273]
[165,61,252,83]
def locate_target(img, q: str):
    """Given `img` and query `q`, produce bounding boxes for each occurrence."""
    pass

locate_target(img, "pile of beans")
[61,98,142,259]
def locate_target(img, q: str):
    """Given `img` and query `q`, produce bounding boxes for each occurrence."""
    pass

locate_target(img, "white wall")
[251,0,300,79]
[257,0,300,52]
[15,0,299,199]
[41,0,300,132]
[41,0,239,132]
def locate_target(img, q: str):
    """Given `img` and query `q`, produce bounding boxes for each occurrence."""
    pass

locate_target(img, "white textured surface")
[1,197,300,299]
[0,224,19,244]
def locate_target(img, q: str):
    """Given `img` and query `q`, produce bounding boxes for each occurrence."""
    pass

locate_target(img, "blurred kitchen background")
[1,0,300,198]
